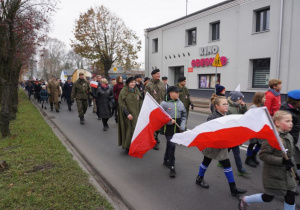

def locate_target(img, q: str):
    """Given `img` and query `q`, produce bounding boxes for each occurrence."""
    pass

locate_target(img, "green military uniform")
[118,85,143,150]
[145,79,166,104]
[71,78,91,118]
[47,80,61,111]
[175,83,192,118]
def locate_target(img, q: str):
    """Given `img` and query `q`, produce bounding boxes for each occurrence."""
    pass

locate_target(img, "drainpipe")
[145,30,149,77]
[276,0,284,79]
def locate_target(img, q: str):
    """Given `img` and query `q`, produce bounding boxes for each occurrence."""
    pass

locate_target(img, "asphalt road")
[42,101,300,210]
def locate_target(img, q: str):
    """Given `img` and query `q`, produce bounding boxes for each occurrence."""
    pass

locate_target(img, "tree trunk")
[9,83,18,120]
[1,79,11,138]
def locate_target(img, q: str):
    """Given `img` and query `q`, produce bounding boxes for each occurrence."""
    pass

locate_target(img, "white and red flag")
[129,93,171,158]
[90,81,98,89]
[171,107,282,151]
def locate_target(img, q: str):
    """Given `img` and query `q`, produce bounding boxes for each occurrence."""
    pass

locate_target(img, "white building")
[145,0,300,100]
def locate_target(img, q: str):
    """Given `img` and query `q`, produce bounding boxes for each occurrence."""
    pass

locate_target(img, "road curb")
[31,99,132,210]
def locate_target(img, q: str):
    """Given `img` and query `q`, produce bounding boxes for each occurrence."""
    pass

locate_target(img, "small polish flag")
[129,93,171,158]
[90,81,98,88]
[171,107,282,151]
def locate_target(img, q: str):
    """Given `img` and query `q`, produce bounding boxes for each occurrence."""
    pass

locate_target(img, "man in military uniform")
[71,72,91,124]
[47,75,61,112]
[175,76,194,126]
[145,69,166,150]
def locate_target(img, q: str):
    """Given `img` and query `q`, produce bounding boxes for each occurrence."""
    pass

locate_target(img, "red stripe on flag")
[188,125,280,151]
[91,84,98,88]
[129,108,171,158]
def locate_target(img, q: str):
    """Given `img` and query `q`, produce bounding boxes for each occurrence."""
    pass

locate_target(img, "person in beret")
[134,74,145,99]
[280,90,300,169]
[162,76,169,91]
[175,76,193,124]
[160,86,186,177]
[145,69,166,150]
[118,76,142,153]
[143,77,150,86]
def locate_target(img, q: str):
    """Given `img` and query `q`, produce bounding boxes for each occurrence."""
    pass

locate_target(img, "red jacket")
[264,90,281,116]
[113,83,124,102]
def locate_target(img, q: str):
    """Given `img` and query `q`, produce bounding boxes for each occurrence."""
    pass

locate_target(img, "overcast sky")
[49,0,224,65]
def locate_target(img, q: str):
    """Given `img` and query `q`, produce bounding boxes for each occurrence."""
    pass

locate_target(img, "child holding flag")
[196,96,247,196]
[239,111,299,210]
[160,86,186,177]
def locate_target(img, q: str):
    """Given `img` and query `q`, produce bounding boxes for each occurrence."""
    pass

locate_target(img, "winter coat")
[202,111,229,160]
[227,97,248,115]
[40,89,48,100]
[265,89,281,116]
[160,97,187,135]
[34,84,42,94]
[26,84,34,93]
[136,82,145,99]
[47,80,61,104]
[71,79,90,100]
[118,86,143,149]
[113,83,124,102]
[63,82,73,99]
[259,132,297,196]
[145,79,166,104]
[96,85,114,119]
[175,83,192,117]
[280,102,300,145]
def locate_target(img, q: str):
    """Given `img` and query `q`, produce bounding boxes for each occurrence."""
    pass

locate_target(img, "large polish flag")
[90,81,98,88]
[129,93,171,158]
[171,107,282,151]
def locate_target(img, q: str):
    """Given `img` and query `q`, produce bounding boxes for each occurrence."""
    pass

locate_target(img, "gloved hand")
[191,103,194,110]
[282,158,294,171]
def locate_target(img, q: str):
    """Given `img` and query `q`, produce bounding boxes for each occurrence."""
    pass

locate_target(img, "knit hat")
[167,86,180,94]
[126,77,135,85]
[151,69,160,75]
[216,84,226,96]
[162,76,168,80]
[230,91,244,102]
[287,90,300,100]
[178,76,186,82]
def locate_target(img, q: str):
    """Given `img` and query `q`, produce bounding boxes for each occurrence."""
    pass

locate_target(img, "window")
[256,8,270,32]
[152,38,158,53]
[211,22,220,41]
[186,28,196,46]
[198,74,220,89]
[252,58,270,88]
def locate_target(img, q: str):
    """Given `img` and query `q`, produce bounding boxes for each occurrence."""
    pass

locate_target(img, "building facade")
[145,0,300,100]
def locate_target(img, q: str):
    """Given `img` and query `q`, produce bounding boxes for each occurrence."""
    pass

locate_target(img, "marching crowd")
[22,70,300,209]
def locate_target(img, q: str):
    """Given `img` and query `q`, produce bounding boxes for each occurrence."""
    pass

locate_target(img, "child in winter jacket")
[40,86,48,110]
[265,79,282,116]
[160,86,186,178]
[239,110,298,210]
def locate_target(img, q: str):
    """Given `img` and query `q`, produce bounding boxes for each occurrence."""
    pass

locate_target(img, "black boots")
[50,103,53,111]
[195,175,209,189]
[252,152,259,165]
[229,182,247,196]
[170,166,176,177]
[245,156,257,168]
[153,143,159,150]
[80,117,84,125]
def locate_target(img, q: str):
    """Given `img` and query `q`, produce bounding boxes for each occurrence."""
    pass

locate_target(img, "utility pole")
[186,0,188,16]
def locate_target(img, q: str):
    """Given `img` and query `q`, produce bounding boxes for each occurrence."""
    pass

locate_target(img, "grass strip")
[0,89,113,209]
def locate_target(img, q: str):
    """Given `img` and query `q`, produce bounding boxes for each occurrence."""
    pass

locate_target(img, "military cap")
[144,77,150,82]
[167,86,180,94]
[287,90,300,100]
[162,76,168,80]
[151,69,160,75]
[126,77,135,85]
[178,76,186,82]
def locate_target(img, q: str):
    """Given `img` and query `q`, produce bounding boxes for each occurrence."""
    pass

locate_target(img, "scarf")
[268,88,281,97]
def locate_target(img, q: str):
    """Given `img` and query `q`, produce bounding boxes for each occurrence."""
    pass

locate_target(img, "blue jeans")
[229,146,244,172]
[164,135,176,166]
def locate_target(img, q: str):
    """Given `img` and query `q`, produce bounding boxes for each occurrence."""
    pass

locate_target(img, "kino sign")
[191,45,228,68]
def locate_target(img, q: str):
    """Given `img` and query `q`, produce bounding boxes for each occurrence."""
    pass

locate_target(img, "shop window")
[186,28,197,46]
[255,8,270,32]
[211,21,220,41]
[252,58,270,88]
[152,38,158,53]
[198,74,220,89]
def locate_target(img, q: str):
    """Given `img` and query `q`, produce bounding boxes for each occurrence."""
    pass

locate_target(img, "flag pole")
[263,107,297,179]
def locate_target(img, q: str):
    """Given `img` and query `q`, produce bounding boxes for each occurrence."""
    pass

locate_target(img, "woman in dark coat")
[96,78,114,131]
[118,77,142,152]
[113,76,124,123]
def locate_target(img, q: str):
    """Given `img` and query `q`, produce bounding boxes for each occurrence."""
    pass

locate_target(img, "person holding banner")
[196,96,247,196]
[239,111,298,210]
[160,86,186,177]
